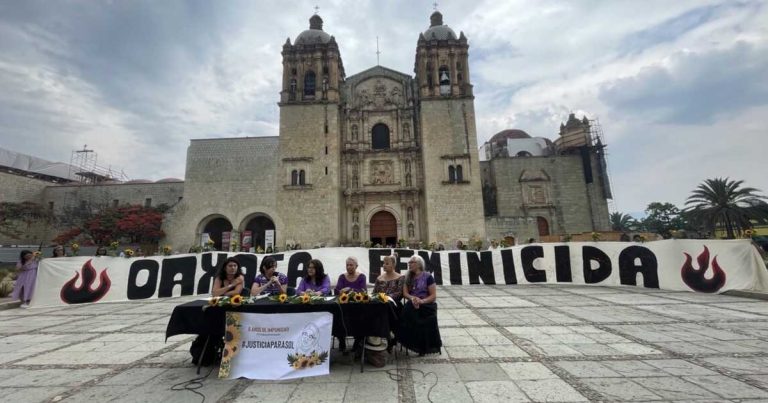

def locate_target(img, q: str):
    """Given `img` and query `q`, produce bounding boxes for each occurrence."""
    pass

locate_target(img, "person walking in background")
[13,250,38,308]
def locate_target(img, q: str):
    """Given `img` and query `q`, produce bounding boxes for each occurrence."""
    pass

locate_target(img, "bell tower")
[415,11,485,245]
[276,14,346,247]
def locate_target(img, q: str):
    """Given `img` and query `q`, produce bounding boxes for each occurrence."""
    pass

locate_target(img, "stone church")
[0,11,611,251]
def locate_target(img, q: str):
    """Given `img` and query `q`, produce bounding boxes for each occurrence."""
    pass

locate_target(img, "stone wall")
[419,99,486,244]
[276,103,341,247]
[162,137,280,251]
[482,152,611,243]
[0,171,49,204]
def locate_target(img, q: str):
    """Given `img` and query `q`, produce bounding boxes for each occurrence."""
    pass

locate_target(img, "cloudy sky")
[1,0,766,215]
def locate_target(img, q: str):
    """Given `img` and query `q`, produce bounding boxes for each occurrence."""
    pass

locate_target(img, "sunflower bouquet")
[269,293,323,304]
[162,245,173,256]
[33,251,42,261]
[207,294,248,308]
[70,243,80,256]
[287,350,328,370]
[338,291,376,304]
[123,248,135,258]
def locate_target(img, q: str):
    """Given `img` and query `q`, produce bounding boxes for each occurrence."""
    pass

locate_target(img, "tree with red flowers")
[54,205,165,246]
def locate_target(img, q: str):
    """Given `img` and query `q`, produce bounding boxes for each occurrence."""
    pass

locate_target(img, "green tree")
[610,212,637,232]
[685,177,768,239]
[641,202,687,238]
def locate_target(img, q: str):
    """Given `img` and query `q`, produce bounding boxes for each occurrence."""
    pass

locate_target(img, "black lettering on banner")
[521,246,546,282]
[448,252,462,285]
[618,246,659,288]
[393,249,414,273]
[159,257,197,297]
[368,249,391,283]
[466,251,496,285]
[554,245,573,282]
[418,251,443,285]
[199,253,228,294]
[285,252,309,287]
[582,246,611,284]
[127,259,159,300]
[500,249,517,284]
[233,254,259,289]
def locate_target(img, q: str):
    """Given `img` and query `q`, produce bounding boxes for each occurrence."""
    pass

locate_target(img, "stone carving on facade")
[388,86,403,106]
[523,184,549,206]
[370,160,393,185]
[355,89,372,107]
[373,80,387,108]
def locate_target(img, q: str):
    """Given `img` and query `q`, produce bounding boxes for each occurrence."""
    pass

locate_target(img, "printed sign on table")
[219,311,333,380]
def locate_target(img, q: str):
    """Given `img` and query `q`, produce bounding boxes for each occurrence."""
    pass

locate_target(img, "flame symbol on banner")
[681,246,726,293]
[60,259,112,304]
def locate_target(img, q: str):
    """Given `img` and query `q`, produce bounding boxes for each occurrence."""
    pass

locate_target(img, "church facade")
[164,11,487,250]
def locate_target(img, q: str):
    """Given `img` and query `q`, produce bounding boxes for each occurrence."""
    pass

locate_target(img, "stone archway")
[201,217,233,251]
[242,215,276,251]
[370,211,397,246]
[537,216,550,236]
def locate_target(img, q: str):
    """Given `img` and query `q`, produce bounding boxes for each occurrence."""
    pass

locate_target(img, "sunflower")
[222,343,239,362]
[230,294,244,306]
[278,293,288,303]
[361,293,370,303]
[225,324,240,346]
[208,297,220,306]
[300,294,311,304]
[378,292,388,303]
[339,293,349,304]
[353,293,363,302]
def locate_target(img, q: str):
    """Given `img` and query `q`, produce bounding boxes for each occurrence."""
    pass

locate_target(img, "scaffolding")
[67,145,129,184]
[588,118,617,212]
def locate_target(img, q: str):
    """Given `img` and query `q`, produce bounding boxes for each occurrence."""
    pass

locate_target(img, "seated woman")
[373,253,404,351]
[250,256,287,295]
[334,256,367,294]
[334,256,367,354]
[399,255,442,356]
[212,257,244,297]
[297,259,330,296]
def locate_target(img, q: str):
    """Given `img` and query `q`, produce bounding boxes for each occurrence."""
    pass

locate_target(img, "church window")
[113,199,119,207]
[299,170,306,185]
[456,165,463,182]
[48,201,54,210]
[371,123,390,150]
[325,146,328,155]
[291,68,297,75]
[289,78,297,101]
[291,170,298,185]
[516,151,532,157]
[145,198,152,207]
[304,71,316,98]
[325,166,328,175]
[439,66,450,95]
[448,165,456,182]
[351,124,359,141]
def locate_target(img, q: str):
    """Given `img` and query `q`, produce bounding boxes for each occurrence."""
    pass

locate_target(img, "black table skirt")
[166,299,392,340]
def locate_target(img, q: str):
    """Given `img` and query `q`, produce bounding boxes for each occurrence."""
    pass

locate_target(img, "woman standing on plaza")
[400,255,442,355]
[297,259,330,296]
[251,256,288,295]
[212,257,244,297]
[13,250,38,308]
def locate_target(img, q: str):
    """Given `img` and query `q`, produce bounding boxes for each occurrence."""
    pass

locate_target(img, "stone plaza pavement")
[3,285,768,402]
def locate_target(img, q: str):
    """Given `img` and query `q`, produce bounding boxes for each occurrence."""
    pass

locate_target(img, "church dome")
[423,11,457,40]
[295,14,332,45]
[490,129,531,143]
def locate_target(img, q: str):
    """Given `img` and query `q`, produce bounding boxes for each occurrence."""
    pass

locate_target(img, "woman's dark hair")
[305,259,327,285]
[259,256,277,275]
[95,246,108,256]
[52,245,65,257]
[19,250,33,263]
[216,257,243,281]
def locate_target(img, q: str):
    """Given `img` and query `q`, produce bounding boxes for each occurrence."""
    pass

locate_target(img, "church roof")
[345,65,412,84]
[295,14,332,45]
[489,129,531,143]
[423,11,457,40]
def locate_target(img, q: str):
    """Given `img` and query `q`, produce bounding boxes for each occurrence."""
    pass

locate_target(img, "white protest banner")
[31,240,768,307]
[219,311,332,380]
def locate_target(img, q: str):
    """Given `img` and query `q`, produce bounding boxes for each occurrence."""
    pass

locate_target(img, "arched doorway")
[202,217,233,251]
[370,211,397,246]
[243,215,276,251]
[537,216,550,236]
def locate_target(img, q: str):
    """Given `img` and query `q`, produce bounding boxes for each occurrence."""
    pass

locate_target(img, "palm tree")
[610,212,636,232]
[685,178,768,239]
